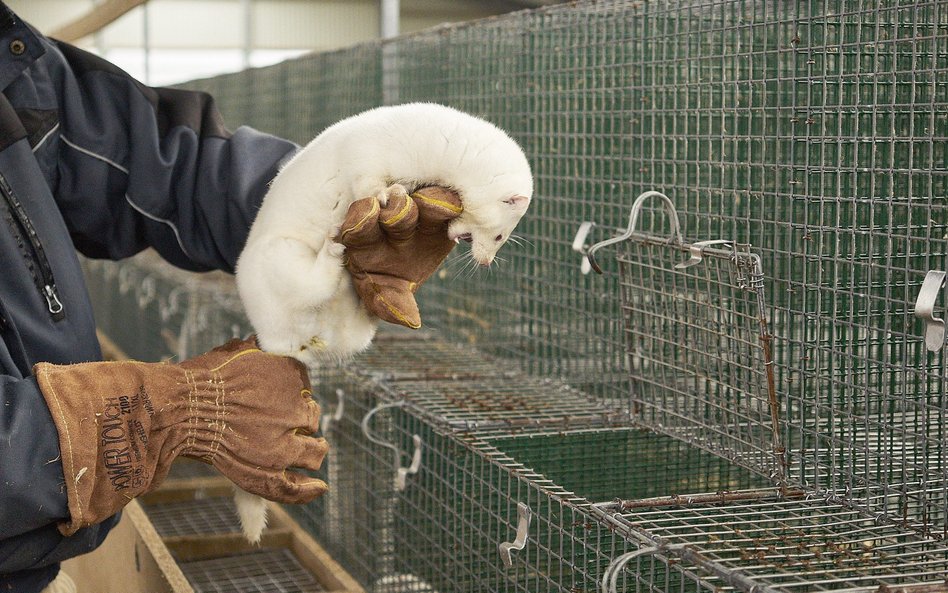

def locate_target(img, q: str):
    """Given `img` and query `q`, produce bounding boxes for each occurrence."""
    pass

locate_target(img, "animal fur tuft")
[234,487,269,544]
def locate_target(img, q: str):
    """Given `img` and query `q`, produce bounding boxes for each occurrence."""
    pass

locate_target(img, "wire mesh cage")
[82,252,249,362]
[290,352,948,593]
[73,0,948,591]
[593,495,948,593]
[286,358,775,593]
[575,190,786,486]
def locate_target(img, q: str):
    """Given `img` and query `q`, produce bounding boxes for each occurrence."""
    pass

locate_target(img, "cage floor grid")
[144,497,241,538]
[596,495,948,593]
[388,375,628,432]
[351,331,519,381]
[178,548,324,593]
[347,332,632,434]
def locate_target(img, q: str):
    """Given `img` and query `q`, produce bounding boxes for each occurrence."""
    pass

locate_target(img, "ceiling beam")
[49,0,147,42]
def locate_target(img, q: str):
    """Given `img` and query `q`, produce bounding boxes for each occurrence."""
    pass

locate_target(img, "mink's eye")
[495,234,503,242]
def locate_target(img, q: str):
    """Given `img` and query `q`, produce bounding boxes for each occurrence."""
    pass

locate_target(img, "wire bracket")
[675,239,733,270]
[361,401,423,492]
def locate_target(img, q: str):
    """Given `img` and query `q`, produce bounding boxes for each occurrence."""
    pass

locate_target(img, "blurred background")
[7,0,564,86]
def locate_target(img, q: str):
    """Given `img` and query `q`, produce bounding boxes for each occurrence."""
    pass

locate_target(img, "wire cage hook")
[573,191,683,275]
[914,270,947,352]
[361,401,423,491]
[159,286,185,322]
[498,502,532,568]
[320,388,346,434]
[675,239,734,270]
[137,275,157,308]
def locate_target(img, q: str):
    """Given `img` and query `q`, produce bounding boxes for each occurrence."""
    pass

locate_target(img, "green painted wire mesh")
[79,2,948,590]
[176,0,948,527]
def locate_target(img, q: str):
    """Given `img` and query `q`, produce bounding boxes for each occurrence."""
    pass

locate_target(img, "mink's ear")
[503,195,530,214]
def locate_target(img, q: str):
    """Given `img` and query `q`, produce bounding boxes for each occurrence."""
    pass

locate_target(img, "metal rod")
[747,253,788,490]
[142,0,150,85]
[241,0,252,70]
[380,0,399,39]
[614,487,805,511]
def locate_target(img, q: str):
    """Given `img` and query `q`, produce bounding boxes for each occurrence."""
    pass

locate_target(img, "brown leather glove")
[336,185,462,329]
[34,337,328,535]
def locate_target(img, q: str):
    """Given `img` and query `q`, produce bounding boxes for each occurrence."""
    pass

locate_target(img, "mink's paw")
[325,225,346,258]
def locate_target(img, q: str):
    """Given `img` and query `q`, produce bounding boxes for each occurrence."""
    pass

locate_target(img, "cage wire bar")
[82,248,948,593]
[74,0,948,591]
[289,363,783,593]
[176,0,948,520]
[574,190,787,486]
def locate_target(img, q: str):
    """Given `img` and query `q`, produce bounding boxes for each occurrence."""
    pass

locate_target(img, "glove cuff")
[34,360,185,535]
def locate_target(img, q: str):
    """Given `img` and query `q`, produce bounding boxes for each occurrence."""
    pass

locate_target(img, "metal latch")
[498,502,532,568]
[914,270,947,352]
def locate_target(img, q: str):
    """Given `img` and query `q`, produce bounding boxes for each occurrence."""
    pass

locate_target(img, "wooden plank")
[96,329,129,361]
[49,0,147,42]
[268,504,367,593]
[164,530,294,562]
[61,501,194,593]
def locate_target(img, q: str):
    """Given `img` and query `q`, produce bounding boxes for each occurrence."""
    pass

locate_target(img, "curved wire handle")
[601,544,687,593]
[361,401,423,491]
[576,191,683,275]
[118,265,137,294]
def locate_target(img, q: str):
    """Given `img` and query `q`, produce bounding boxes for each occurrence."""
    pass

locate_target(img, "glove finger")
[379,190,419,241]
[214,456,328,504]
[282,470,330,503]
[291,435,330,472]
[371,282,421,329]
[412,186,463,225]
[302,398,322,435]
[337,196,383,247]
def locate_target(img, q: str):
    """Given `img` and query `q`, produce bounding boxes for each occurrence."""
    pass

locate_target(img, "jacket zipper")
[0,174,65,320]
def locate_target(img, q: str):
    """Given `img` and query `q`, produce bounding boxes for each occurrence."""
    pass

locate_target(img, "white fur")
[233,102,533,542]
[237,102,533,364]
[233,486,270,543]
[375,574,440,593]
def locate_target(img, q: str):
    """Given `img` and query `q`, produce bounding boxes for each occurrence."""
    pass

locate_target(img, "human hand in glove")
[34,337,328,535]
[335,185,462,329]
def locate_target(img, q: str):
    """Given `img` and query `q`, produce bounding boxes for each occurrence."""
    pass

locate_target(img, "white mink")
[232,102,534,542]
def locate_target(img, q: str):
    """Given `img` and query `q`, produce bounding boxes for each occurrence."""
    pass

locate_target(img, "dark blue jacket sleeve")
[0,375,117,576]
[0,376,67,540]
[47,42,299,272]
